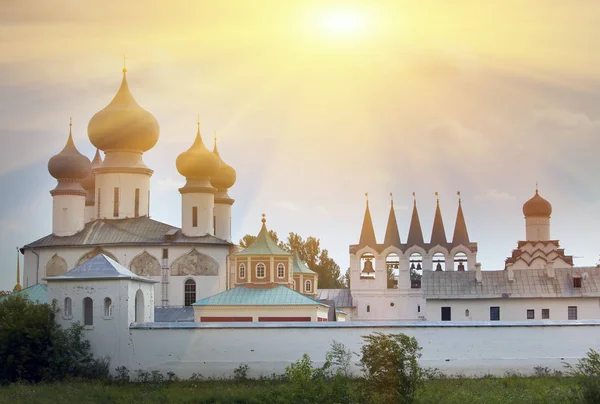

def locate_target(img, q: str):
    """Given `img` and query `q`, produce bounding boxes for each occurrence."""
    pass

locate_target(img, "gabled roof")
[293,252,317,275]
[423,267,600,299]
[357,201,377,248]
[452,199,470,245]
[0,283,48,304]
[317,288,353,307]
[383,201,401,247]
[406,200,424,246]
[193,285,329,307]
[236,219,291,256]
[430,200,447,246]
[22,216,231,250]
[45,254,157,283]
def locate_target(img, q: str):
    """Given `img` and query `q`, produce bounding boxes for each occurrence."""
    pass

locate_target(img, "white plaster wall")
[23,244,229,306]
[95,172,150,219]
[98,321,600,379]
[426,298,600,321]
[182,192,215,237]
[84,205,95,223]
[213,202,231,241]
[52,194,86,236]
[525,217,550,241]
[352,291,425,320]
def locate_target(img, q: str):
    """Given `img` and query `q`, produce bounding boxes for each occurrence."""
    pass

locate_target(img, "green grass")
[0,377,578,404]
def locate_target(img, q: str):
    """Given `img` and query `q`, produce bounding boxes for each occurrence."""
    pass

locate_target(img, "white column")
[525,216,551,241]
[52,194,86,236]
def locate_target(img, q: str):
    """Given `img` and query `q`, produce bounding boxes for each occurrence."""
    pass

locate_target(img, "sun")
[319,10,367,36]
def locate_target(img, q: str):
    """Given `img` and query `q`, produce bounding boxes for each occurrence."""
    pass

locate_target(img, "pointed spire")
[384,193,401,247]
[407,192,424,246]
[213,130,219,154]
[452,191,470,245]
[430,192,448,246]
[13,247,22,292]
[123,54,127,73]
[358,193,377,247]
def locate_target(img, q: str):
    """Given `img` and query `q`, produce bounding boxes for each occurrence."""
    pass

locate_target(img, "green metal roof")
[236,221,291,256]
[193,285,329,307]
[293,252,317,275]
[0,283,48,304]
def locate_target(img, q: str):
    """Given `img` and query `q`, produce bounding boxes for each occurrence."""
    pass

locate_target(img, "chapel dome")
[522,190,552,217]
[81,149,103,191]
[87,70,159,152]
[48,126,91,180]
[176,126,221,179]
[210,141,236,190]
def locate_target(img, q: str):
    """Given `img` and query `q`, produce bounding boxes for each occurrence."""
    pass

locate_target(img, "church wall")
[95,172,151,220]
[351,291,425,321]
[52,194,86,237]
[426,297,600,321]
[101,321,600,379]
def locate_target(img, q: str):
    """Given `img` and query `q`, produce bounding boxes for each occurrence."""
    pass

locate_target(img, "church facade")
[21,66,237,308]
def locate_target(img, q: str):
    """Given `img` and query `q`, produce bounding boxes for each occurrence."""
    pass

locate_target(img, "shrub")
[565,349,600,403]
[359,332,423,404]
[114,366,130,383]
[234,364,250,381]
[0,294,109,384]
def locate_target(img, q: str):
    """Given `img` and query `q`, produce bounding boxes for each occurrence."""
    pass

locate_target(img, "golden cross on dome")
[261,213,266,223]
[69,117,72,127]
[457,191,461,201]
[123,54,127,73]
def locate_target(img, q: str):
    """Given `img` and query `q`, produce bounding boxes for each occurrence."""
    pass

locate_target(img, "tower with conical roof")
[87,65,159,220]
[406,194,424,246]
[48,119,91,236]
[358,196,377,248]
[429,193,447,247]
[210,132,236,241]
[452,192,470,246]
[522,187,552,241]
[176,119,221,237]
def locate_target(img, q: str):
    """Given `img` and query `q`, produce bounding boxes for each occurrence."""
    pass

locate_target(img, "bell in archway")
[436,262,443,271]
[416,263,422,270]
[362,259,375,274]
[458,262,465,271]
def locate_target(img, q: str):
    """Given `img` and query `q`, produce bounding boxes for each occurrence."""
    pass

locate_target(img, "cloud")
[155,177,184,192]
[475,189,516,202]
[272,200,299,211]
[0,219,24,232]
[532,108,600,131]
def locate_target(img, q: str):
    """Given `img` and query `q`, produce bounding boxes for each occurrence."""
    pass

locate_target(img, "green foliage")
[0,294,109,384]
[565,349,600,403]
[359,332,423,404]
[234,364,250,381]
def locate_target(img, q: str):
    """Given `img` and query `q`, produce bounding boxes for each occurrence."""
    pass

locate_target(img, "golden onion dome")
[522,189,552,217]
[48,122,91,180]
[87,69,159,152]
[81,149,103,191]
[176,123,221,179]
[210,136,236,190]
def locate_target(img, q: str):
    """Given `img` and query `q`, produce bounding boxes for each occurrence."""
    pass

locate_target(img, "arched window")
[386,253,400,289]
[184,279,196,307]
[305,280,312,292]
[135,289,145,322]
[256,263,266,278]
[432,252,446,271]
[366,304,371,313]
[104,297,112,317]
[277,263,285,279]
[64,297,72,317]
[465,309,470,317]
[83,297,93,326]
[292,280,296,290]
[454,252,468,271]
[239,263,246,279]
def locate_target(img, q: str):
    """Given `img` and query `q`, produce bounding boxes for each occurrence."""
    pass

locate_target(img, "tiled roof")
[22,216,231,249]
[317,288,354,307]
[0,283,48,304]
[45,254,157,283]
[154,307,194,322]
[193,285,329,307]
[423,267,600,299]
[235,222,291,256]
[293,253,317,275]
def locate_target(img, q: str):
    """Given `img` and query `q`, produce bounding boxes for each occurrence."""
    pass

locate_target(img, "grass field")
[0,376,578,404]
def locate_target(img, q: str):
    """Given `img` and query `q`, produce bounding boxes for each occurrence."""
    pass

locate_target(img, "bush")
[0,294,109,384]
[359,332,423,404]
[565,349,600,403]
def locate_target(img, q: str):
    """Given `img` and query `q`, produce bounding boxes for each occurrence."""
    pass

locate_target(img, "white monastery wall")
[351,291,425,320]
[89,321,600,379]
[426,298,600,321]
[193,305,330,322]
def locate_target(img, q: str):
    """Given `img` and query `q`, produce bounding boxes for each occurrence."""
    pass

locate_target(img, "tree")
[0,294,109,383]
[239,230,284,249]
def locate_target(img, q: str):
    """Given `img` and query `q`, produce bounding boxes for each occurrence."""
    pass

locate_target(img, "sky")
[1,0,600,290]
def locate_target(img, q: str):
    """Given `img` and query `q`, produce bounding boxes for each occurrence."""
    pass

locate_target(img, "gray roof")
[45,254,157,283]
[22,216,231,249]
[423,267,600,299]
[317,288,353,307]
[154,307,194,322]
